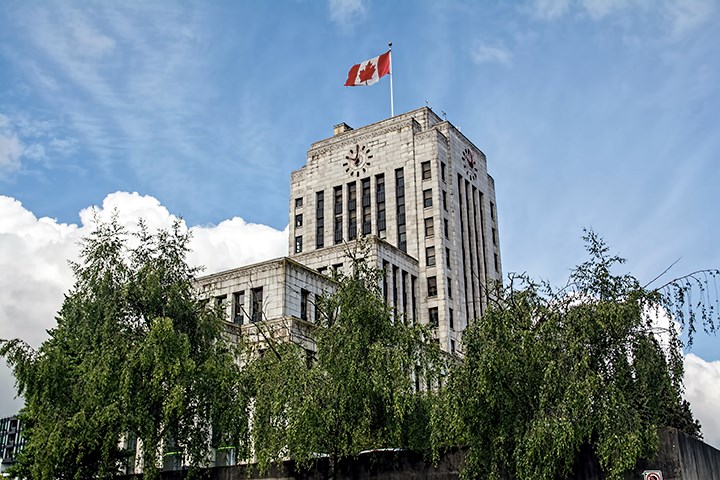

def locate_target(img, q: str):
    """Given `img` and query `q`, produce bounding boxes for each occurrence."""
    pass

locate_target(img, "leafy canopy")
[248,243,443,473]
[1,215,251,480]
[434,231,712,480]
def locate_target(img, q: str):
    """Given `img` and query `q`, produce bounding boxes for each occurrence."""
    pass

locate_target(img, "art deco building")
[198,107,501,356]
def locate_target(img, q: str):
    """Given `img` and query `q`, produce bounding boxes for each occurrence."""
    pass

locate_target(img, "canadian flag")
[344,51,391,87]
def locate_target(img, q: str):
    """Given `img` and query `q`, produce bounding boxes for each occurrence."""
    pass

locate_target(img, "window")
[332,263,344,275]
[300,289,309,321]
[442,191,448,210]
[448,277,452,299]
[441,162,446,182]
[295,214,303,228]
[421,161,431,180]
[426,246,436,266]
[233,291,245,325]
[446,247,451,269]
[294,236,303,254]
[251,287,263,323]
[424,218,434,238]
[316,191,325,248]
[451,339,456,353]
[495,253,499,273]
[348,181,357,240]
[376,174,386,236]
[427,276,438,297]
[490,201,496,221]
[429,307,439,327]
[361,178,371,235]
[444,218,449,238]
[334,186,343,244]
[492,227,497,246]
[449,308,454,329]
[295,197,303,209]
[396,169,407,252]
[215,295,227,321]
[423,189,433,208]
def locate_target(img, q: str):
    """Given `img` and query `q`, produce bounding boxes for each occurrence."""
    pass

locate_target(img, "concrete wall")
[145,429,720,480]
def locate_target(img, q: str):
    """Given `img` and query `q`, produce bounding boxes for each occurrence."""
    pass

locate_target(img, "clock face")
[343,144,372,177]
[462,148,477,181]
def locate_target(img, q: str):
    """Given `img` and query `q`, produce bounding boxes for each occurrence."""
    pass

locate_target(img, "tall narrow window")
[347,181,357,240]
[421,161,431,180]
[294,236,302,253]
[441,162,446,182]
[426,246,436,266]
[425,217,434,237]
[448,276,453,299]
[300,289,309,321]
[446,247,451,269]
[251,287,263,323]
[402,271,408,320]
[444,218,449,239]
[490,201,496,221]
[233,291,245,325]
[295,197,303,209]
[492,227,497,246]
[316,191,325,248]
[427,276,438,297]
[382,260,390,303]
[443,190,448,210]
[429,307,439,327]
[395,169,406,252]
[215,295,226,320]
[295,214,303,228]
[411,275,417,323]
[361,177,371,235]
[333,186,343,244]
[376,174,386,237]
[449,308,454,329]
[423,189,433,208]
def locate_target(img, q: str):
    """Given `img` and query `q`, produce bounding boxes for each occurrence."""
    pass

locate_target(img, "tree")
[248,244,442,475]
[433,231,715,480]
[1,216,251,480]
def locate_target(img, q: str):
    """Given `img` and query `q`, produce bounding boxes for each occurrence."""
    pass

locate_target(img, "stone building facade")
[198,107,501,355]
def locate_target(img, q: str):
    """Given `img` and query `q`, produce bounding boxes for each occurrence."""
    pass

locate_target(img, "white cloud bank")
[0,192,718,452]
[1,191,287,415]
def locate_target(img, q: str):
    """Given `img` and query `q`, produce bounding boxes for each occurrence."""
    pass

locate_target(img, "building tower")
[199,107,501,356]
[287,107,501,352]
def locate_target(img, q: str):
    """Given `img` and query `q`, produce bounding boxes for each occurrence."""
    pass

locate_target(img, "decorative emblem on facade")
[343,144,373,177]
[462,147,477,180]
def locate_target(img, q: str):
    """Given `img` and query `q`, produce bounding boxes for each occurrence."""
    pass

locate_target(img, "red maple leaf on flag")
[358,61,376,83]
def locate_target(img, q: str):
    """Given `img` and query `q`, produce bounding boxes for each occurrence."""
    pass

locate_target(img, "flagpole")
[388,42,394,117]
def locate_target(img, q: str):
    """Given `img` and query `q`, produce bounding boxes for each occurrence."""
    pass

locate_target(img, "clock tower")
[287,107,501,353]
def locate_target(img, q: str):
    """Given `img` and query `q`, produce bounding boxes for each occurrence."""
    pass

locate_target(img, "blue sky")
[1,0,719,446]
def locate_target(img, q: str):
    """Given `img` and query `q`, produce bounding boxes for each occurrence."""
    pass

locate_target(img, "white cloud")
[526,0,715,35]
[664,0,715,36]
[470,42,512,66]
[684,353,720,449]
[529,0,571,19]
[0,192,287,416]
[581,0,629,19]
[0,131,23,171]
[68,12,116,59]
[0,112,76,174]
[328,0,366,26]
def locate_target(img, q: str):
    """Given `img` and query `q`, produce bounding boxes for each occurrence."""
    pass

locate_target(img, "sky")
[1,0,719,449]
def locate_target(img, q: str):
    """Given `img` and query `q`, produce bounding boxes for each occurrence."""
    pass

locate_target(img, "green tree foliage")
[434,231,713,480]
[248,246,442,474]
[1,216,251,480]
